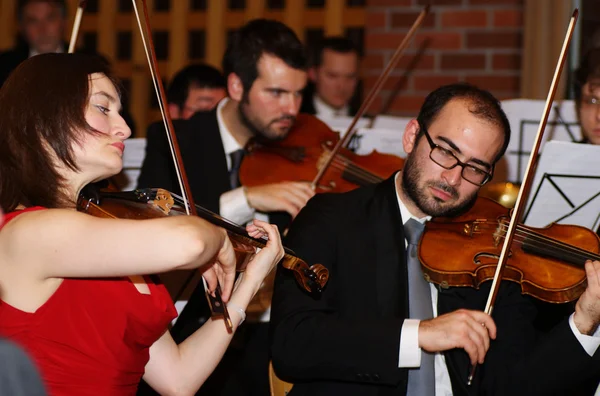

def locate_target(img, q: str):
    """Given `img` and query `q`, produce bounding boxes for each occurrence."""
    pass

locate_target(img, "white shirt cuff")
[569,313,600,356]
[219,187,255,225]
[399,319,421,367]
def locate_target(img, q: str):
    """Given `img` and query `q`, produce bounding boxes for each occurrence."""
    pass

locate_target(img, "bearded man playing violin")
[138,18,317,396]
[270,83,600,396]
[138,18,314,228]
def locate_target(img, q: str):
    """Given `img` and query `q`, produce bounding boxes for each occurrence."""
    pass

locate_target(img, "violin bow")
[467,9,579,385]
[131,0,234,332]
[311,5,430,190]
[67,0,87,53]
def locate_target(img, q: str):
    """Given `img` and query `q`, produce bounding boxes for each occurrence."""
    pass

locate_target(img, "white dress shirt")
[29,44,64,58]
[393,174,600,395]
[313,95,349,118]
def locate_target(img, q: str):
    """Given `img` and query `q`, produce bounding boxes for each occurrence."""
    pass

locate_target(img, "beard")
[401,151,478,218]
[238,98,296,142]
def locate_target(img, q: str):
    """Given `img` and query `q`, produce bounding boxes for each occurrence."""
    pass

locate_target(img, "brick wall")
[364,0,524,116]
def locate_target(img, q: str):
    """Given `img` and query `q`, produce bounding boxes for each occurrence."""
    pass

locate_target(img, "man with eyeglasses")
[575,48,600,145]
[270,83,600,396]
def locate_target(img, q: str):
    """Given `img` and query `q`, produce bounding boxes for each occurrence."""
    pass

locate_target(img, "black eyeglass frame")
[418,123,494,186]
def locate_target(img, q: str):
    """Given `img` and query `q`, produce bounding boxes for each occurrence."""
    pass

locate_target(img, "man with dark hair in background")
[0,0,67,88]
[137,18,314,396]
[167,63,227,120]
[574,47,600,145]
[301,36,361,117]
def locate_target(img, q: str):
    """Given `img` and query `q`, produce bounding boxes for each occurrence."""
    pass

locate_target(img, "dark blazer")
[0,46,29,88]
[137,109,229,214]
[0,339,46,395]
[270,174,600,396]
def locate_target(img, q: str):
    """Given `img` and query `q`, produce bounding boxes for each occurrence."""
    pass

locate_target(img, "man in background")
[167,63,227,120]
[301,36,361,117]
[574,47,600,145]
[0,0,66,88]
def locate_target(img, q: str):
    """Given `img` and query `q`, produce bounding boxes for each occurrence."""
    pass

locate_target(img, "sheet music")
[523,141,600,231]
[120,138,147,191]
[501,99,582,183]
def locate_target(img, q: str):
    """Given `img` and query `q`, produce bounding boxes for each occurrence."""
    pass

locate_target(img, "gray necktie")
[404,218,435,396]
[229,149,245,189]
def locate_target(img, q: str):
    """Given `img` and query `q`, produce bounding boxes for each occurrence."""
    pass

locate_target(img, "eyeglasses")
[419,124,493,186]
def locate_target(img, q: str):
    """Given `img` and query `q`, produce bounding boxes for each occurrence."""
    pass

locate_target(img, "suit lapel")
[368,174,408,319]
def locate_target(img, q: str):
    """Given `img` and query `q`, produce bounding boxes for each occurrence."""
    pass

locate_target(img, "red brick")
[366,32,407,50]
[390,11,436,29]
[440,53,486,70]
[395,53,436,70]
[466,31,521,49]
[364,75,410,91]
[493,10,523,27]
[469,0,523,4]
[413,32,462,50]
[413,75,462,91]
[417,0,462,5]
[466,75,520,91]
[368,0,412,6]
[363,54,386,69]
[366,11,387,29]
[441,10,488,28]
[386,94,426,115]
[492,53,521,70]
[367,52,435,71]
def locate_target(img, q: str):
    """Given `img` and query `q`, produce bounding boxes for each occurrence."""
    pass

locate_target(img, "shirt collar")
[313,95,349,118]
[216,97,243,157]
[394,173,431,226]
[29,44,64,58]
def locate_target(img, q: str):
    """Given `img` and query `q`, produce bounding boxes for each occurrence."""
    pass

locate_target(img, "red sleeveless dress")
[0,207,178,395]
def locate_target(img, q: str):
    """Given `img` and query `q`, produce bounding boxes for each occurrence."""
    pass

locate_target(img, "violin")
[240,114,404,193]
[419,196,599,304]
[76,187,328,295]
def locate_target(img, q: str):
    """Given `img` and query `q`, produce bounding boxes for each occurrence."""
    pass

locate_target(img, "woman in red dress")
[0,53,284,395]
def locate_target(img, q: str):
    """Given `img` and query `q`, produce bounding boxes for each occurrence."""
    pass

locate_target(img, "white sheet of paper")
[501,99,582,183]
[120,138,147,191]
[523,141,600,231]
[353,127,407,158]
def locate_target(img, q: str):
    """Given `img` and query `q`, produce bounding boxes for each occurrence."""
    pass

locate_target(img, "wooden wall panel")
[0,0,366,136]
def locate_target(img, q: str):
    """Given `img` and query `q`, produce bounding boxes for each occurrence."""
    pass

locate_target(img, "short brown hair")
[0,53,119,211]
[574,48,600,106]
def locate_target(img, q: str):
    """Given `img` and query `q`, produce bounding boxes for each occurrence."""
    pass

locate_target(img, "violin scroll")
[281,256,329,294]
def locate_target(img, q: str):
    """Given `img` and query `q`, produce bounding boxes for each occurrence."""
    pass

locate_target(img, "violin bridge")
[493,218,508,247]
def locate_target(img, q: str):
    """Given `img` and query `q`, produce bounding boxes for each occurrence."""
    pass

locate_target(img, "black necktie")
[229,149,245,189]
[404,218,435,396]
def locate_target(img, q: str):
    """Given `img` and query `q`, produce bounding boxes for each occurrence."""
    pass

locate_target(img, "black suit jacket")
[270,174,600,396]
[0,46,29,88]
[137,109,230,214]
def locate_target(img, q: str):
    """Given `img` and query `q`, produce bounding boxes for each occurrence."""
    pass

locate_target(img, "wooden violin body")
[419,196,599,303]
[239,114,405,193]
[77,186,329,295]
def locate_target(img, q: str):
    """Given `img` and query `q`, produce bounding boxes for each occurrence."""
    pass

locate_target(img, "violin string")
[327,160,383,185]
[327,155,385,184]
[497,222,600,262]
[473,220,600,262]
